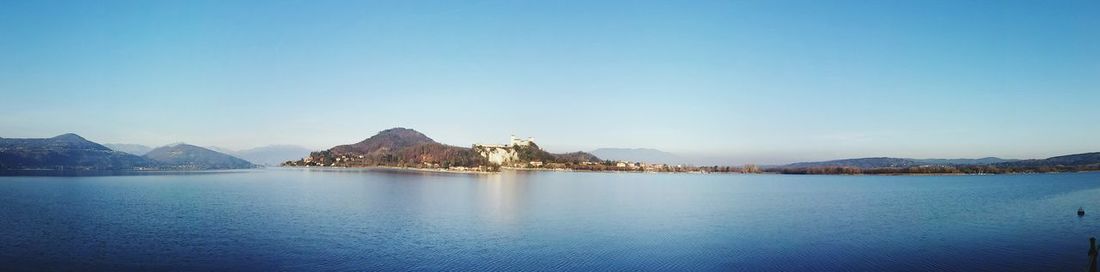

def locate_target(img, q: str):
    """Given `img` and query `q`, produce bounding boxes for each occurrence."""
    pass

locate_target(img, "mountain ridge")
[996,152,1100,168]
[589,148,682,164]
[785,157,1017,169]
[0,134,155,170]
[777,153,1100,174]
[143,144,254,170]
[0,134,256,172]
[234,145,313,166]
[104,143,153,156]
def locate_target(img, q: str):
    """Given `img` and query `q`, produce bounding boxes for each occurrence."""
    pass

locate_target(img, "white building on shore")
[474,135,537,165]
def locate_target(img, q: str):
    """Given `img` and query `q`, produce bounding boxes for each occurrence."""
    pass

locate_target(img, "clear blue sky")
[1,0,1098,164]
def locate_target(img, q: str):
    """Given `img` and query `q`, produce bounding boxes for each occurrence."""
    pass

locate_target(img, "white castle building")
[510,135,535,146]
[474,135,536,165]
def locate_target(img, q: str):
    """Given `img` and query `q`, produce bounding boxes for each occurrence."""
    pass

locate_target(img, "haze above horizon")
[2,0,1098,164]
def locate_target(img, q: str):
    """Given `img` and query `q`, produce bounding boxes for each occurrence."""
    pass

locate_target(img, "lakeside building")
[474,135,536,165]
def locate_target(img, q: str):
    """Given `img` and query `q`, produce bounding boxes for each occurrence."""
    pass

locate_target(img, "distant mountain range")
[233,145,313,166]
[589,148,682,164]
[1,134,156,170]
[780,153,1100,174]
[785,157,1017,169]
[911,157,1018,165]
[104,143,311,166]
[198,145,312,166]
[784,157,1024,169]
[785,157,921,169]
[102,143,153,156]
[204,146,239,156]
[996,152,1100,168]
[0,134,254,172]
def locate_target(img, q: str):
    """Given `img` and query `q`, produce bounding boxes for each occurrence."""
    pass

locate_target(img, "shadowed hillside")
[0,134,156,170]
[286,128,489,168]
[775,153,1100,174]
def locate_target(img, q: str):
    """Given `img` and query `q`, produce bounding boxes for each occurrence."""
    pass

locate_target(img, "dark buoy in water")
[1080,207,1086,217]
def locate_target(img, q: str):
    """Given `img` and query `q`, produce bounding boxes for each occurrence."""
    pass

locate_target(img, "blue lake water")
[2,169,1100,271]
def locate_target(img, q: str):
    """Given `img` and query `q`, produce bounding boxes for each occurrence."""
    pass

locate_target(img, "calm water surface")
[2,169,1100,271]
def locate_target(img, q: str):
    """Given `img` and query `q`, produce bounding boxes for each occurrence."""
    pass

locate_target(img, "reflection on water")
[479,170,522,225]
[1,170,1100,271]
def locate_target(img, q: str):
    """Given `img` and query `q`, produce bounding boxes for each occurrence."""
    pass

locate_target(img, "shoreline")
[0,168,257,177]
[504,167,742,175]
[5,166,1093,177]
[278,165,496,175]
[277,166,1100,176]
[497,167,1099,176]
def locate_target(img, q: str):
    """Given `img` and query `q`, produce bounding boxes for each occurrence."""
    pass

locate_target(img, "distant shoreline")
[277,166,495,175]
[0,169,256,177]
[498,168,1100,176]
[3,166,1094,177]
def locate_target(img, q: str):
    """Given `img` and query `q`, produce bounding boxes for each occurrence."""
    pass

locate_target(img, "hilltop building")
[474,135,536,165]
[510,135,535,146]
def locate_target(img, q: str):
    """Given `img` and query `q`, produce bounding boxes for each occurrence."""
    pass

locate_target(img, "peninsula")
[282,128,775,174]
[282,128,604,172]
[283,127,1100,175]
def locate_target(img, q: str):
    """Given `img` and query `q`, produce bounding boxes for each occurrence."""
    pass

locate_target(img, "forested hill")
[143,144,254,170]
[776,153,1100,174]
[785,157,920,169]
[0,134,155,171]
[785,157,1020,169]
[283,128,602,170]
[993,152,1100,170]
[286,128,489,168]
[0,134,256,172]
[329,128,436,155]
